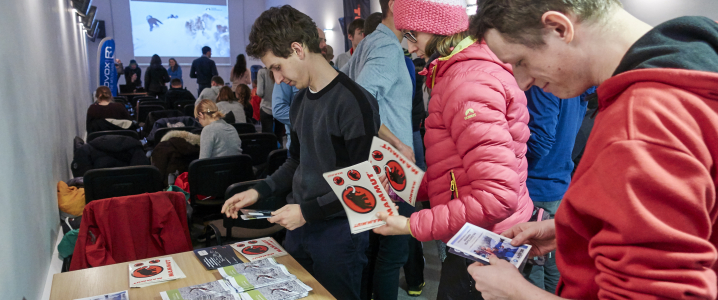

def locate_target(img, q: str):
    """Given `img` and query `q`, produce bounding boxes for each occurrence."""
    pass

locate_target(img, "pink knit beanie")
[394,0,469,36]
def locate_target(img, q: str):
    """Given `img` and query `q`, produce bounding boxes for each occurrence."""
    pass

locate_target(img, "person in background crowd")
[190,46,219,96]
[196,76,224,105]
[363,12,383,36]
[325,44,335,67]
[336,18,365,69]
[123,59,142,89]
[144,54,170,99]
[216,86,247,124]
[235,84,254,125]
[86,86,130,131]
[195,99,241,159]
[272,82,299,152]
[167,58,182,84]
[256,67,284,141]
[373,1,534,299]
[115,59,124,88]
[222,6,381,300]
[341,1,415,299]
[521,86,595,293]
[164,78,195,109]
[231,54,251,92]
[466,0,718,299]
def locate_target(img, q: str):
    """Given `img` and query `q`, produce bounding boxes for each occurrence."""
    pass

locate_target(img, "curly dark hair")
[246,5,321,59]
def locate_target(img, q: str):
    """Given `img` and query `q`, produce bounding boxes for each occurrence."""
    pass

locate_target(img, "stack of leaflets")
[129,256,186,288]
[367,137,425,206]
[194,245,243,270]
[75,290,129,300]
[322,161,399,234]
[236,280,313,300]
[229,237,288,262]
[447,223,532,270]
[161,258,305,300]
[240,209,274,220]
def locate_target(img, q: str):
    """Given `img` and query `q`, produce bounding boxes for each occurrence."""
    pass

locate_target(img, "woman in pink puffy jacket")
[374,0,534,299]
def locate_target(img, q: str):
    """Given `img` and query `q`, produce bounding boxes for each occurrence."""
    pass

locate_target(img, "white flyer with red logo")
[128,256,186,288]
[368,137,424,206]
[230,237,288,262]
[323,161,399,234]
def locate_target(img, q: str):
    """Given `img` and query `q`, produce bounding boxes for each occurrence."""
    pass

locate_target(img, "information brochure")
[237,280,313,300]
[129,256,186,288]
[447,223,532,270]
[240,209,274,220]
[194,245,243,270]
[367,137,425,206]
[75,290,129,300]
[323,161,398,234]
[221,265,296,292]
[160,280,240,300]
[229,237,288,262]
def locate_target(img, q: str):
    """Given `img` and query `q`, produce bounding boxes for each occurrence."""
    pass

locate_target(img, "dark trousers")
[361,202,414,300]
[437,252,484,300]
[260,110,285,142]
[403,234,425,287]
[283,218,369,300]
[197,84,210,97]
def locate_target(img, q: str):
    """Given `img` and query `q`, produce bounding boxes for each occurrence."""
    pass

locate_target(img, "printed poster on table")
[368,137,424,206]
[230,237,288,262]
[323,161,398,234]
[129,256,186,288]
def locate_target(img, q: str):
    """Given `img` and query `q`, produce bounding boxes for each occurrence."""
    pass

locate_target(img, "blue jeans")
[524,200,561,293]
[412,130,426,171]
[361,202,414,300]
[283,218,369,300]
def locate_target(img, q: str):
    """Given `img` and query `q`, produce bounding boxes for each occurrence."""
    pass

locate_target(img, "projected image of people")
[130,1,230,57]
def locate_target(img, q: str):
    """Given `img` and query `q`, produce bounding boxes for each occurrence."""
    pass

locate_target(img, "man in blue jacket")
[523,86,596,293]
[190,46,218,97]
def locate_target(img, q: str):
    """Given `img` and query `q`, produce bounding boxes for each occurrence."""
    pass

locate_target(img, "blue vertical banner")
[97,37,118,96]
[342,0,370,51]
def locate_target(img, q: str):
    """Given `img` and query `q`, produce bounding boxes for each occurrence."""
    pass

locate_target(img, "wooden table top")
[49,250,336,300]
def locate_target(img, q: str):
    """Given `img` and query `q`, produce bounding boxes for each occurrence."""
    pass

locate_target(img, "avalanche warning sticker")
[230,237,288,262]
[324,161,398,234]
[368,137,425,206]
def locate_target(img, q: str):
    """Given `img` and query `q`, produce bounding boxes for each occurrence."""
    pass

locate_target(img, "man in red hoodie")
[465,0,718,299]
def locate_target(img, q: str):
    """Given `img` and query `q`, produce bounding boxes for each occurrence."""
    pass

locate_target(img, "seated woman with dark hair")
[86,86,131,133]
[195,99,242,159]
[216,86,249,123]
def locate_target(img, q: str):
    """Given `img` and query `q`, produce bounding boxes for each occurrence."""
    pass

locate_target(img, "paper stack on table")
[323,161,398,234]
[75,290,129,300]
[367,137,425,206]
[447,223,532,271]
[229,237,288,262]
[161,258,309,300]
[129,256,186,288]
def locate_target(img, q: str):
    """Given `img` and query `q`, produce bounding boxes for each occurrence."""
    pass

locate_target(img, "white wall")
[0,0,92,299]
[87,0,266,96]
[623,0,718,26]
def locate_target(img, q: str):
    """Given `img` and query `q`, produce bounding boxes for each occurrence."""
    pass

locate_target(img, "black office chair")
[137,100,166,108]
[136,105,165,123]
[143,110,184,136]
[188,155,256,223]
[264,149,288,177]
[231,123,257,134]
[203,179,285,246]
[83,165,163,203]
[153,126,198,144]
[112,96,128,106]
[238,133,278,167]
[174,100,195,111]
[86,130,139,142]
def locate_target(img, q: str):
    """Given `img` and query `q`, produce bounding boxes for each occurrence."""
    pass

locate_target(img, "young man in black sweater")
[221,5,381,300]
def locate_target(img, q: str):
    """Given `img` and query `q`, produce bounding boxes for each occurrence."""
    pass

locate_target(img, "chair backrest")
[83,165,163,203]
[137,105,165,122]
[231,123,257,134]
[135,96,157,103]
[188,155,255,205]
[174,100,195,111]
[223,180,279,231]
[154,126,197,144]
[265,149,288,177]
[238,133,278,166]
[138,100,166,108]
[87,130,139,142]
[112,96,127,105]
[183,104,195,118]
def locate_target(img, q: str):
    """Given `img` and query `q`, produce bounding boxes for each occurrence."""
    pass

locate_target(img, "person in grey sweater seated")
[196,76,225,105]
[216,86,247,123]
[195,99,242,159]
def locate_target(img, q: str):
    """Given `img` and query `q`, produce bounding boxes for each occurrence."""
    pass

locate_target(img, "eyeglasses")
[403,31,417,43]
